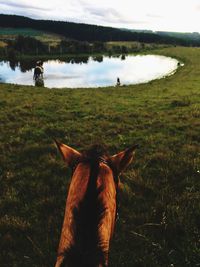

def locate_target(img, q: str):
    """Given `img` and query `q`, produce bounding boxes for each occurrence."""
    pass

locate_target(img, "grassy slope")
[0,46,200,267]
[0,27,63,46]
[0,27,44,36]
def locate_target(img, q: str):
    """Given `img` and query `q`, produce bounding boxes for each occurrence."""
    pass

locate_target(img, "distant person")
[33,61,44,87]
[33,61,44,80]
[116,77,120,86]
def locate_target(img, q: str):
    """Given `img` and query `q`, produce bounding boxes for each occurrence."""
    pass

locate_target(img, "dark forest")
[1,14,200,46]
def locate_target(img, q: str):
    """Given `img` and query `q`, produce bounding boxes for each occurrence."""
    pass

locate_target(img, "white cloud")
[0,0,200,32]
[0,0,52,11]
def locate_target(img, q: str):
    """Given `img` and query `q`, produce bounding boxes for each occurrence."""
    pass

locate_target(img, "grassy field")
[106,41,169,50]
[0,27,64,47]
[0,27,44,36]
[0,46,200,267]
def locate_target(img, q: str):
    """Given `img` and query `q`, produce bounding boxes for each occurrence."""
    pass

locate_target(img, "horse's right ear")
[110,144,138,174]
[54,140,81,168]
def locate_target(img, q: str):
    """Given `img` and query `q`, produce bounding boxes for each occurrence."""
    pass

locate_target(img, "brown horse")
[55,142,138,267]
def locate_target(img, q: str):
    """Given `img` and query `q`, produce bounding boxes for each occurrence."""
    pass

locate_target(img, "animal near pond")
[54,141,138,267]
[0,55,179,88]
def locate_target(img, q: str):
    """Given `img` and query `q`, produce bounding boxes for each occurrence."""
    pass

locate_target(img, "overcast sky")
[1,0,200,32]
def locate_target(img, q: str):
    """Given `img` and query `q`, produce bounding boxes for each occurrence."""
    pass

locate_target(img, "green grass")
[0,46,200,267]
[0,27,44,36]
[0,27,64,46]
[106,41,168,50]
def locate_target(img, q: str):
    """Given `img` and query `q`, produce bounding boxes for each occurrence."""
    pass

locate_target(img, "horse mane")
[61,144,110,266]
[81,144,108,165]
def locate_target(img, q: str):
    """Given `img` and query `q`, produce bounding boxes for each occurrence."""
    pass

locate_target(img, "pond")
[0,55,180,88]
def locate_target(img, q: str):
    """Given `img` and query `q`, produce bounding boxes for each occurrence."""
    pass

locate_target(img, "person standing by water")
[116,77,121,86]
[33,61,44,86]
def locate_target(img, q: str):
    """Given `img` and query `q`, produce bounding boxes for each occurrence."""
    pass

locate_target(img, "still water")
[0,55,179,88]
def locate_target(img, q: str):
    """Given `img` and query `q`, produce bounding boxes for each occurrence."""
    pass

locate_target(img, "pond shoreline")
[0,53,180,89]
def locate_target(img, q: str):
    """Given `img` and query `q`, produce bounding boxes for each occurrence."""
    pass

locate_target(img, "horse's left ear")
[54,140,81,168]
[110,144,138,174]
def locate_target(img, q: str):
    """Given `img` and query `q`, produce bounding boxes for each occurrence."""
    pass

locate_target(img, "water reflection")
[35,78,44,87]
[0,55,179,88]
[9,60,18,71]
[92,55,103,62]
[71,56,89,64]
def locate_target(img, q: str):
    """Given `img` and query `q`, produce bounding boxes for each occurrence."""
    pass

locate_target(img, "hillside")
[0,14,199,46]
[156,31,200,42]
[125,28,200,43]
[0,27,64,47]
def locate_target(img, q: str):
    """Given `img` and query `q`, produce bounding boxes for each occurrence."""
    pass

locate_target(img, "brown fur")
[55,143,137,267]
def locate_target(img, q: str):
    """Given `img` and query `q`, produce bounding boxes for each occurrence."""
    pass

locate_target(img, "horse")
[54,141,138,267]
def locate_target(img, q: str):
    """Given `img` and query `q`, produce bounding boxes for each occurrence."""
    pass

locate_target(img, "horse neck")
[56,161,115,267]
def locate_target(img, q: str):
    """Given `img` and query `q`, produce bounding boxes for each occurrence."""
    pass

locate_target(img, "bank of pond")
[0,54,181,88]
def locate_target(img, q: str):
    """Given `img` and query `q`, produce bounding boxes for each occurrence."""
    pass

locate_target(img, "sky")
[0,0,200,33]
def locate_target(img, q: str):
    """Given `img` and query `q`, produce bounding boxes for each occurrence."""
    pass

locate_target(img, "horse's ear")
[110,144,138,174]
[54,140,81,167]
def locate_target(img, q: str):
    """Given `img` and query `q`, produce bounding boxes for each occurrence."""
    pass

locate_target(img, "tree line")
[1,14,200,46]
[0,35,164,59]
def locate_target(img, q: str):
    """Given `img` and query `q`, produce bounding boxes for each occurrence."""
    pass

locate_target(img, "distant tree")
[11,35,47,54]
[121,45,128,54]
[92,41,106,52]
[112,45,121,53]
[7,48,18,60]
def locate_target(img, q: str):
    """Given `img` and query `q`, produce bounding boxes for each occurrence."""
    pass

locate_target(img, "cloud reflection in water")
[0,55,179,88]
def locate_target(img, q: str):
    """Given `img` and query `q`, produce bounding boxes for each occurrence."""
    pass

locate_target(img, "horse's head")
[54,141,138,267]
[55,140,137,176]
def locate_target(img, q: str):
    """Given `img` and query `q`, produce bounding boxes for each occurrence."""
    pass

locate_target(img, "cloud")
[74,3,146,28]
[0,0,200,32]
[84,6,130,23]
[195,5,200,11]
[0,0,51,11]
[147,13,163,19]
